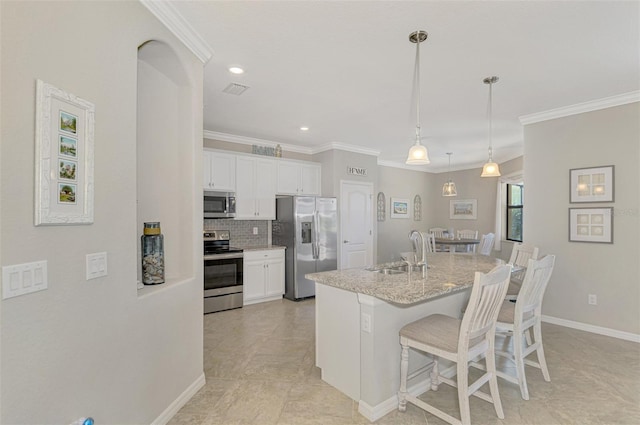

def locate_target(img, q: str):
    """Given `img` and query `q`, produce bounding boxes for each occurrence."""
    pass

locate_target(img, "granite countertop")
[306,253,504,305]
[240,245,286,252]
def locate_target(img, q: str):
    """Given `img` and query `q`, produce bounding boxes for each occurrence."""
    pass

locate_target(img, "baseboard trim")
[542,315,640,343]
[151,372,206,425]
[357,364,457,422]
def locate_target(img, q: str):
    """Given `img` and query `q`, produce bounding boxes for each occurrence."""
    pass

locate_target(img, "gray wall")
[376,165,438,262]
[432,167,501,238]
[1,1,203,423]
[524,103,639,334]
[312,149,379,198]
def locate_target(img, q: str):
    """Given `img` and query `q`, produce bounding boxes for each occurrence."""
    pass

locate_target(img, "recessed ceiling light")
[229,67,244,74]
[300,126,309,131]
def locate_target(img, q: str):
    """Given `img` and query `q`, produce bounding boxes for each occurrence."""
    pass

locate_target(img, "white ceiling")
[171,0,640,172]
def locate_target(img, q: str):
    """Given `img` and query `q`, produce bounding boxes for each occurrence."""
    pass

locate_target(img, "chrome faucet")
[408,230,428,277]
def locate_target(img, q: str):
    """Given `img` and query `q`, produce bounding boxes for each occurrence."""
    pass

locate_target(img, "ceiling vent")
[222,82,250,96]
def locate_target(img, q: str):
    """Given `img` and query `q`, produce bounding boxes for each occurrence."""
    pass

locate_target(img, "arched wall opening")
[137,40,194,286]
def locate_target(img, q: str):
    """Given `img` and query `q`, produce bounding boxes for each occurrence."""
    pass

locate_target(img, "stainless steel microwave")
[204,191,236,218]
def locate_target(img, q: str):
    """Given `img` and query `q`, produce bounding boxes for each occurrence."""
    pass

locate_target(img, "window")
[506,184,523,242]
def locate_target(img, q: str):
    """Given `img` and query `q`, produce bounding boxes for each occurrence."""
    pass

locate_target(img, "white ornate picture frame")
[569,207,613,243]
[450,199,477,220]
[35,79,95,225]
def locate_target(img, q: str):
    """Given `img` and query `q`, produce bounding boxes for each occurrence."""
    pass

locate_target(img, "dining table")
[434,237,480,253]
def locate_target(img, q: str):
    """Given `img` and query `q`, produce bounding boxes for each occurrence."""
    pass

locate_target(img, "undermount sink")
[367,264,429,274]
[373,268,406,275]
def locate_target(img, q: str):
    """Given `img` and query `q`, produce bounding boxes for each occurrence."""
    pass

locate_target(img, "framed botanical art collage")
[35,79,95,225]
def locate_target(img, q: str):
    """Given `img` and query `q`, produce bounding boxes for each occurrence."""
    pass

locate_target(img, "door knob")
[343,240,349,243]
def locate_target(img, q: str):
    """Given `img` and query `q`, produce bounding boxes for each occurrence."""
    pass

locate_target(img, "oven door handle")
[204,253,244,260]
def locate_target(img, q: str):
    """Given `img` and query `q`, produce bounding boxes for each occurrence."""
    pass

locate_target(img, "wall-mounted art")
[413,195,422,221]
[570,165,614,203]
[391,198,410,219]
[450,199,477,220]
[35,79,95,225]
[377,192,386,222]
[569,207,613,243]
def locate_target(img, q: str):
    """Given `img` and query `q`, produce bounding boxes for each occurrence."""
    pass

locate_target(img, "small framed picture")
[58,183,77,204]
[59,135,77,158]
[450,199,477,220]
[569,207,613,243]
[570,165,614,203]
[59,110,78,134]
[59,159,77,181]
[390,198,410,219]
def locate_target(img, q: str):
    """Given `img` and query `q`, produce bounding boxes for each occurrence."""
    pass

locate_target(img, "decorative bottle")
[275,144,282,158]
[141,222,165,285]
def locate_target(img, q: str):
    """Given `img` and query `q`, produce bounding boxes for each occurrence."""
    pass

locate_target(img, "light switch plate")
[86,252,108,280]
[2,260,48,299]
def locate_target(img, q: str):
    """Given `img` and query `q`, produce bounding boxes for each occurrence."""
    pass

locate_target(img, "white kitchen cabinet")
[243,249,285,305]
[203,150,236,192]
[235,156,276,219]
[276,160,321,195]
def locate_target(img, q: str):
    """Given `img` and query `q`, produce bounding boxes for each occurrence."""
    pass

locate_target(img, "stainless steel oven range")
[203,230,243,314]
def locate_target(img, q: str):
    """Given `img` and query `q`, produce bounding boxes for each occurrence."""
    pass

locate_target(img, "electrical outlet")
[588,294,597,305]
[252,227,258,235]
[361,313,372,333]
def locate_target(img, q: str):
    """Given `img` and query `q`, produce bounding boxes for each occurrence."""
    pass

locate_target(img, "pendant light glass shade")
[442,152,457,196]
[481,76,501,177]
[481,161,501,177]
[405,30,430,165]
[406,140,430,164]
[442,181,458,196]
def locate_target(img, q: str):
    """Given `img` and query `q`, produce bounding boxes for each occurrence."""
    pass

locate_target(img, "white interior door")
[340,181,373,269]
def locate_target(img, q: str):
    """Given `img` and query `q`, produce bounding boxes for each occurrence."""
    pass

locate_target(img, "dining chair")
[495,255,556,400]
[478,233,495,256]
[456,229,479,253]
[421,231,436,253]
[506,243,539,301]
[429,227,449,251]
[429,227,447,238]
[398,264,512,425]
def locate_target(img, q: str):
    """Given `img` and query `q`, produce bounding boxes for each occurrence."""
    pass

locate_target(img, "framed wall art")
[570,165,614,203]
[413,195,422,221]
[450,199,477,220]
[569,207,613,243]
[376,192,386,222]
[390,198,409,219]
[35,79,95,225]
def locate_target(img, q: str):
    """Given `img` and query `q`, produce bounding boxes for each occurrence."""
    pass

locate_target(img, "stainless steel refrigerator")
[272,196,338,300]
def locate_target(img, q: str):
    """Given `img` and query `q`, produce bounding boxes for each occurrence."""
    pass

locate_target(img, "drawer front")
[244,249,284,262]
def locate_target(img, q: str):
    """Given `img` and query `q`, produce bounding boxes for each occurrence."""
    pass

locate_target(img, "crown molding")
[311,142,380,157]
[377,160,431,173]
[519,90,640,125]
[139,0,213,63]
[203,131,312,154]
[204,131,382,157]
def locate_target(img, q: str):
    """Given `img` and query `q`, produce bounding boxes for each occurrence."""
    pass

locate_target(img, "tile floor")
[169,298,640,424]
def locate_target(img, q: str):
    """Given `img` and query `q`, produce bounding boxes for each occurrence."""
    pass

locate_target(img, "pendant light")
[405,30,430,165]
[481,76,501,177]
[442,152,458,197]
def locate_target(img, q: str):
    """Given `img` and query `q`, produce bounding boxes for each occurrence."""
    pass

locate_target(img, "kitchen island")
[306,253,504,422]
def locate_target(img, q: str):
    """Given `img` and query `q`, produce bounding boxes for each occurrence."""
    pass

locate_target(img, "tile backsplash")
[204,219,269,247]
